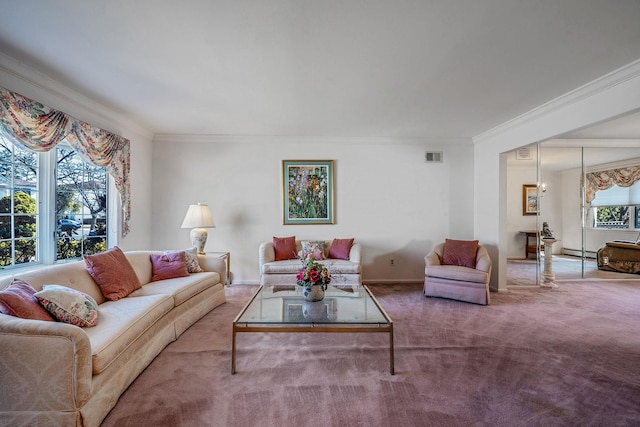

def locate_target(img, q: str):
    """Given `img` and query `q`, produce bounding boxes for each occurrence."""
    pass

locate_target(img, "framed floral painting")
[282,160,334,225]
[522,184,538,215]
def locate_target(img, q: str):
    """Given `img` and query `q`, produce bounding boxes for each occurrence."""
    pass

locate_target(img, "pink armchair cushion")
[442,239,479,269]
[273,236,297,261]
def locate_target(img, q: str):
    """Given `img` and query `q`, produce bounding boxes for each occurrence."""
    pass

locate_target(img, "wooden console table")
[520,231,543,259]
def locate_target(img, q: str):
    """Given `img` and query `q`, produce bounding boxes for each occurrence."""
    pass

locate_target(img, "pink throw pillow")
[273,236,297,261]
[329,238,354,260]
[0,279,55,321]
[150,252,189,282]
[84,246,141,301]
[442,239,479,269]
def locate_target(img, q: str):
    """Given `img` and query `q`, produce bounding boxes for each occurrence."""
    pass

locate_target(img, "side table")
[207,251,231,285]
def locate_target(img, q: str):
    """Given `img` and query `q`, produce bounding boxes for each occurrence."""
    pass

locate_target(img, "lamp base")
[190,228,208,254]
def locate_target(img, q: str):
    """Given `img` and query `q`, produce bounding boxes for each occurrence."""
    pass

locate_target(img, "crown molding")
[473,58,640,145]
[543,138,640,147]
[0,51,153,140]
[152,133,472,145]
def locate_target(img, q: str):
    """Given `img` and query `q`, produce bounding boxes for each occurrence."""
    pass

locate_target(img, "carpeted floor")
[507,255,639,286]
[101,282,640,427]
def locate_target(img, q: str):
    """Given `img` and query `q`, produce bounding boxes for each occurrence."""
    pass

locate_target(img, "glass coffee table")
[232,284,394,374]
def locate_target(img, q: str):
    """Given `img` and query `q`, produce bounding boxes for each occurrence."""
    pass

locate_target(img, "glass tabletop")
[235,285,390,325]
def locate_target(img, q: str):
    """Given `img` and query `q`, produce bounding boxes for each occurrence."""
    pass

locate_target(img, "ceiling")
[0,1,639,139]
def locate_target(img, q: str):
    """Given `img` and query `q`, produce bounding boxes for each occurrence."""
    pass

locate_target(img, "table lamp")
[181,203,215,253]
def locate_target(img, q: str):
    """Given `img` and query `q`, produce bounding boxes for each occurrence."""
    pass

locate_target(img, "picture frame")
[522,184,538,215]
[282,160,334,225]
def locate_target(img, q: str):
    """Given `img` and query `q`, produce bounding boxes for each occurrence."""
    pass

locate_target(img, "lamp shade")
[181,203,215,229]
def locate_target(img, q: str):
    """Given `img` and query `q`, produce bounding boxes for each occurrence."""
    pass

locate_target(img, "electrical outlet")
[603,256,609,265]
[390,258,394,265]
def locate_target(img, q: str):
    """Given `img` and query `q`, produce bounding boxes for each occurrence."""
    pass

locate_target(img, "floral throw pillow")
[35,284,99,327]
[299,241,325,260]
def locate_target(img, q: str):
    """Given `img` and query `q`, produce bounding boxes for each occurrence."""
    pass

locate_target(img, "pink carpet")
[101,282,640,426]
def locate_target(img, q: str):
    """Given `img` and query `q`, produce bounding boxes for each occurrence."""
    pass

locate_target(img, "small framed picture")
[522,184,538,215]
[282,160,334,225]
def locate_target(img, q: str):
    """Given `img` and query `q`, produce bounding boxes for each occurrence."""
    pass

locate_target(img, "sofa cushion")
[84,293,174,374]
[425,264,488,283]
[329,238,354,260]
[262,259,361,275]
[150,252,189,281]
[442,239,479,269]
[273,236,297,261]
[130,271,220,306]
[165,247,203,273]
[299,240,325,260]
[84,246,141,301]
[0,279,55,321]
[35,284,99,327]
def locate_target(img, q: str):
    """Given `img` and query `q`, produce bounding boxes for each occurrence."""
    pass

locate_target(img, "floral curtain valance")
[0,86,131,236]
[585,165,640,205]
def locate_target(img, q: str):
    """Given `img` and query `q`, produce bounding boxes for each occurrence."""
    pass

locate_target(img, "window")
[593,206,631,229]
[56,144,108,260]
[0,132,109,268]
[0,138,39,267]
[591,182,640,230]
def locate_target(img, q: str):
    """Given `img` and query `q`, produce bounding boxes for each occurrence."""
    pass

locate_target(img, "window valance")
[586,165,640,205]
[0,86,130,236]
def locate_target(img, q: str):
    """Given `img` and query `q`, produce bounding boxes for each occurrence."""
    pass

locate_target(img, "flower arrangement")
[296,255,331,290]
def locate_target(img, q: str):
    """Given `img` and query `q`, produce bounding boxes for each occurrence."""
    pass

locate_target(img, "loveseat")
[0,249,226,427]
[259,238,362,286]
[597,240,640,273]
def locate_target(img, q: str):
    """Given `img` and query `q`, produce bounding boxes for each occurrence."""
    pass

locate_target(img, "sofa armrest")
[425,251,441,267]
[475,246,492,274]
[349,243,362,264]
[197,254,227,281]
[258,241,276,271]
[0,314,92,413]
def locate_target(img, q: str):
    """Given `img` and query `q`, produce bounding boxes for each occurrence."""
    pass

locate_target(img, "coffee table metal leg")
[389,324,394,375]
[231,324,236,374]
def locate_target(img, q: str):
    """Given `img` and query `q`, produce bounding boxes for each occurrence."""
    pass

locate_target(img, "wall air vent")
[425,151,443,163]
[516,147,532,160]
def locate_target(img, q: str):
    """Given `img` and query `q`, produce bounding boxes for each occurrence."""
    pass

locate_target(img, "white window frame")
[1,135,119,270]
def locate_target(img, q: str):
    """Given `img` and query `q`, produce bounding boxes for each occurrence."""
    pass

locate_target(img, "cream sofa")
[0,251,226,427]
[259,240,362,286]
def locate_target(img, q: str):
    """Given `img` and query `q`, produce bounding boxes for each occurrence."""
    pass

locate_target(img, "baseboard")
[363,279,423,285]
[562,248,597,259]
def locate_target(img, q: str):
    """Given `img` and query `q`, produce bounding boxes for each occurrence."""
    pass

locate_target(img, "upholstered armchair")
[424,240,492,305]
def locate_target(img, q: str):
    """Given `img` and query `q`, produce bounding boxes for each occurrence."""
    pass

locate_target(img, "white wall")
[0,53,155,251]
[151,136,474,284]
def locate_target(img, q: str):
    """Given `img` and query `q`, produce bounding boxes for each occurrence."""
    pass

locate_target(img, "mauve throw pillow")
[0,279,55,321]
[84,246,141,301]
[164,247,203,273]
[150,252,189,281]
[329,238,354,260]
[273,236,297,261]
[442,239,479,269]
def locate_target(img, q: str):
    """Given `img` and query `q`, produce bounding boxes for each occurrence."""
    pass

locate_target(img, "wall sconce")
[538,182,547,196]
